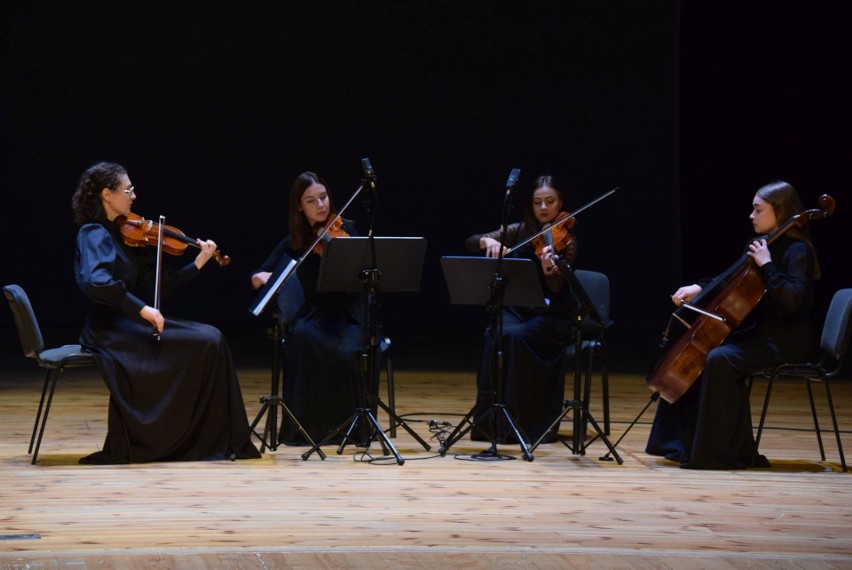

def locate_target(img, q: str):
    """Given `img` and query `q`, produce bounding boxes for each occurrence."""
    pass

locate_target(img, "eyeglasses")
[120,186,135,195]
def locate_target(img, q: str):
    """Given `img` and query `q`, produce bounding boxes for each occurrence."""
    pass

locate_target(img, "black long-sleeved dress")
[465,222,579,444]
[645,234,817,469]
[252,222,372,446]
[75,220,261,464]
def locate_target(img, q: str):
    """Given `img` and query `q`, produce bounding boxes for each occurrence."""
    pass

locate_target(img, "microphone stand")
[301,159,409,464]
[239,175,370,460]
[439,169,534,461]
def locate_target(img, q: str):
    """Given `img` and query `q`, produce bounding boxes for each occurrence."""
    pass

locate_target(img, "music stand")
[301,236,432,464]
[529,257,622,464]
[437,256,545,461]
[233,253,326,460]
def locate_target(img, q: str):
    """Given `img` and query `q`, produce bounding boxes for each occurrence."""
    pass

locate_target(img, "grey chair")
[749,288,852,472]
[3,284,96,465]
[564,269,614,435]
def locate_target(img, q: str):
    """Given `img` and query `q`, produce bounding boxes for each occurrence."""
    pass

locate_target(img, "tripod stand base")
[232,394,327,461]
[302,407,405,464]
[531,398,622,464]
[438,402,534,462]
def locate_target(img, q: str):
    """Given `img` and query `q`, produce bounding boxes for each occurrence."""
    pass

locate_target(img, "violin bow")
[152,214,165,341]
[505,186,618,255]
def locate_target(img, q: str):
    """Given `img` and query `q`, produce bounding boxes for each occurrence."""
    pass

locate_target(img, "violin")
[532,211,575,258]
[116,212,231,267]
[312,215,350,256]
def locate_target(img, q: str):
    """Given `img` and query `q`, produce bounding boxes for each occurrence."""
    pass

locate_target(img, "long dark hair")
[287,171,336,251]
[71,161,127,225]
[520,175,567,237]
[756,180,821,280]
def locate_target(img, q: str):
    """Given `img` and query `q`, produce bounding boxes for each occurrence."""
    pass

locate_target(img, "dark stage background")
[2,2,849,372]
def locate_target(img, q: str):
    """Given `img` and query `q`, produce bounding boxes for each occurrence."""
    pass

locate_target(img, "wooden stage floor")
[1,330,850,569]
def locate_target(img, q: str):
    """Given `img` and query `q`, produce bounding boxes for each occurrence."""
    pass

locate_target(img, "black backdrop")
[2,2,849,364]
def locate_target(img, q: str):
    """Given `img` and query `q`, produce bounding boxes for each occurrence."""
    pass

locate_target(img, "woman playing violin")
[71,161,261,464]
[251,171,368,446]
[465,174,580,445]
[646,180,821,469]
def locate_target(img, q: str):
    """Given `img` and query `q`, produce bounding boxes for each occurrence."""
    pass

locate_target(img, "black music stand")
[301,236,431,464]
[233,253,326,460]
[530,257,622,464]
[437,256,545,461]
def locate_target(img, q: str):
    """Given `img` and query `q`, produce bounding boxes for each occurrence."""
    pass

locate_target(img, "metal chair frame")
[564,269,614,435]
[3,284,96,465]
[749,288,852,472]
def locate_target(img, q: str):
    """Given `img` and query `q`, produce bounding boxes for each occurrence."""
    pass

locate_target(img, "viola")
[116,212,231,267]
[312,215,350,256]
[646,194,836,403]
[533,211,575,258]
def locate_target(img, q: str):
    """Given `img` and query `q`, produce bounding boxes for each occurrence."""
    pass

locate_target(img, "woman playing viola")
[465,174,580,445]
[646,180,821,469]
[71,161,261,464]
[251,171,369,446]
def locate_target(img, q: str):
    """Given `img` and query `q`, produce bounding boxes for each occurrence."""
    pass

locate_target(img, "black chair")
[3,284,96,465]
[749,288,852,472]
[377,336,398,437]
[564,269,614,434]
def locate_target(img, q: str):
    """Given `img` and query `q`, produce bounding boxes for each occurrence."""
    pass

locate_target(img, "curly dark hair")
[71,161,127,225]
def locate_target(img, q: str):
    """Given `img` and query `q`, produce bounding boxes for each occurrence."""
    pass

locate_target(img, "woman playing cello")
[646,180,822,469]
[72,161,261,464]
[465,174,579,445]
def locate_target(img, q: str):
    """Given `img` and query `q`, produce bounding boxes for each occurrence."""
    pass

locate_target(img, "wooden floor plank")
[1,359,850,568]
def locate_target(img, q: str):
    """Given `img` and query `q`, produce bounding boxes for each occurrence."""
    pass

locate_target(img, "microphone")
[361,158,377,188]
[505,168,521,194]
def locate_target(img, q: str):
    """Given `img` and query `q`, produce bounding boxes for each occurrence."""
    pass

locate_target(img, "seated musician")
[646,181,820,469]
[464,174,580,446]
[250,171,372,446]
[72,161,261,464]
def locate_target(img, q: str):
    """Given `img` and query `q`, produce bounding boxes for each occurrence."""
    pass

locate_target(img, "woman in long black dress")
[72,161,261,464]
[646,180,820,469]
[465,175,579,445]
[251,172,366,446]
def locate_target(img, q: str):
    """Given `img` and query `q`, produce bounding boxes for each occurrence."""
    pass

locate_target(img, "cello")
[646,194,836,403]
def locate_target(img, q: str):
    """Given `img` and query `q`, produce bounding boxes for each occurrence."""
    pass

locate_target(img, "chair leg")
[385,357,396,437]
[374,338,397,438]
[386,355,396,438]
[29,369,53,454]
[805,378,827,461]
[751,375,775,468]
[579,341,610,436]
[600,341,610,436]
[581,345,595,441]
[821,377,847,472]
[31,368,62,465]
